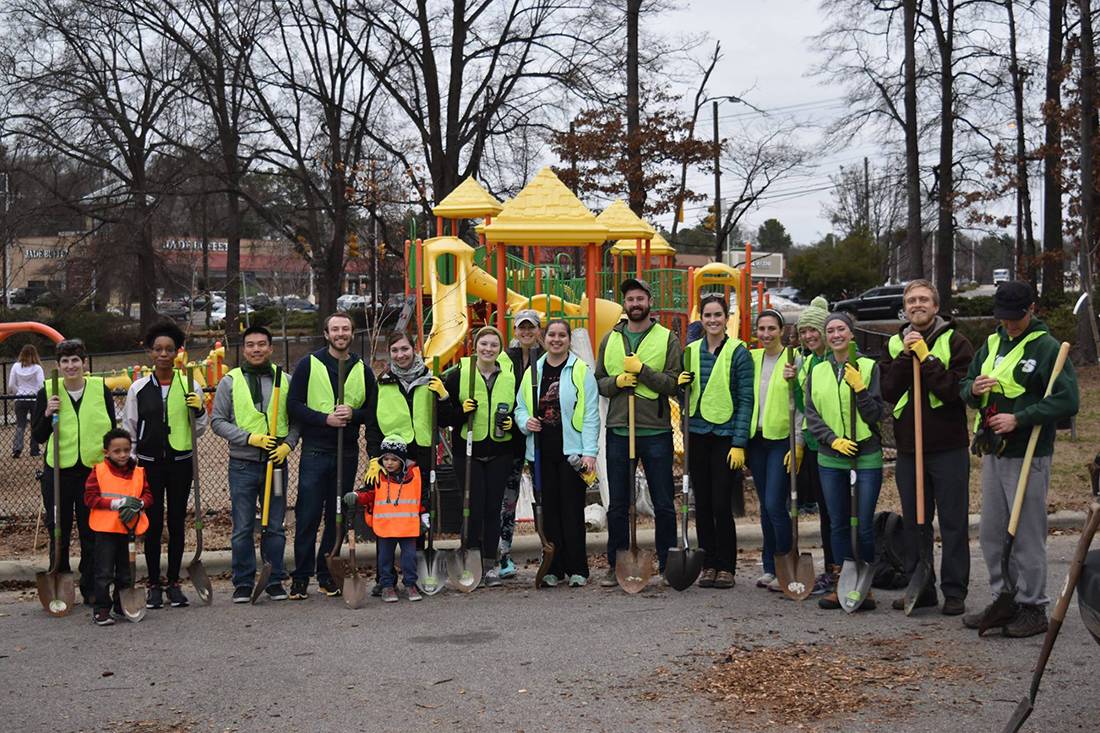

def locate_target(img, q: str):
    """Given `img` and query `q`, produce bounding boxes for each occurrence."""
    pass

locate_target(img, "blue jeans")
[747,437,792,575]
[229,458,287,589]
[605,430,675,570]
[819,465,882,565]
[377,536,417,588]
[293,448,359,583]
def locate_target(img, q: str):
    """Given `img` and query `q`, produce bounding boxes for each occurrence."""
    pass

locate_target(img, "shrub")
[954,295,993,318]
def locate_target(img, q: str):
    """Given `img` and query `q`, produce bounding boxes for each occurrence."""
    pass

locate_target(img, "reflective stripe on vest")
[376,381,434,447]
[971,330,1046,431]
[305,355,367,412]
[686,338,742,425]
[750,349,791,440]
[518,359,587,433]
[601,324,671,400]
[227,367,289,437]
[45,376,112,469]
[371,465,422,537]
[88,462,149,535]
[810,357,876,442]
[458,358,516,442]
[887,330,954,418]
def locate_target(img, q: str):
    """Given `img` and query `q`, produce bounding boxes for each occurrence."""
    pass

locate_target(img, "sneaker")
[810,573,831,596]
[318,578,342,597]
[289,579,309,600]
[166,584,189,608]
[798,502,819,515]
[232,586,252,604]
[568,574,587,587]
[1003,604,1048,638]
[962,602,1002,630]
[818,591,841,610]
[541,573,559,587]
[112,599,124,618]
[599,569,619,588]
[766,577,782,593]
[265,583,288,601]
[755,572,776,589]
[406,585,423,602]
[713,570,736,589]
[498,557,517,579]
[145,586,164,609]
[891,587,938,611]
[942,596,966,616]
[860,591,877,611]
[381,586,399,603]
[93,609,115,626]
[698,569,717,588]
[370,582,382,597]
[483,568,503,588]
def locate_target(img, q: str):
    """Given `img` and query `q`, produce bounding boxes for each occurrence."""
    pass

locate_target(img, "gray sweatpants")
[978,454,1051,607]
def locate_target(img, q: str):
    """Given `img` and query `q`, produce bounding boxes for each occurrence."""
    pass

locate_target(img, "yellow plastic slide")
[689,262,743,341]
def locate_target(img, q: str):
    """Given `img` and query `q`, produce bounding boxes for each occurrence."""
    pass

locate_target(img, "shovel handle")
[912,354,925,527]
[261,366,283,528]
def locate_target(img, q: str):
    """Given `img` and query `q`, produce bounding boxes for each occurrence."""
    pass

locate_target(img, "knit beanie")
[823,311,854,332]
[797,295,829,333]
[379,436,409,470]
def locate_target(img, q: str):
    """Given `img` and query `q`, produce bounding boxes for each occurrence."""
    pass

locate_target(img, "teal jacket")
[515,353,600,461]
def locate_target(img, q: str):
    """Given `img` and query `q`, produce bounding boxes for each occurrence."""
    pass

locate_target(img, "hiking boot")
[962,602,1006,630]
[541,573,559,587]
[891,587,938,611]
[942,596,966,616]
[381,586,399,603]
[698,568,717,588]
[599,568,619,588]
[232,586,252,604]
[755,572,776,589]
[406,585,422,602]
[166,583,189,608]
[810,573,832,596]
[93,609,114,626]
[483,567,503,587]
[568,574,587,587]
[498,556,517,579]
[1003,604,1048,638]
[713,571,736,589]
[860,592,877,611]
[145,585,164,609]
[818,591,841,610]
[265,583,288,601]
[289,579,309,600]
[318,578,342,597]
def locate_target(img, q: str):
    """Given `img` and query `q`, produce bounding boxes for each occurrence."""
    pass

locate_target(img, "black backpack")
[872,511,909,589]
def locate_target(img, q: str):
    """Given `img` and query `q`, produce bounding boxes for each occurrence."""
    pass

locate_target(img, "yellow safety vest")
[750,349,791,440]
[971,330,1045,431]
[887,330,954,418]
[602,324,672,400]
[809,357,876,442]
[305,355,367,412]
[227,366,289,437]
[45,376,112,469]
[376,380,434,447]
[686,338,743,425]
[458,357,516,442]
[517,358,588,433]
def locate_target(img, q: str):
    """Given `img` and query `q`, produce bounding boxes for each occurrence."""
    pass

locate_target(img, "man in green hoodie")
[960,281,1079,638]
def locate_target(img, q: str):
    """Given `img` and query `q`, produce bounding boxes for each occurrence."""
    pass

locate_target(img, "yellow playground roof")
[610,231,676,256]
[595,200,656,240]
[478,167,608,246]
[431,177,504,219]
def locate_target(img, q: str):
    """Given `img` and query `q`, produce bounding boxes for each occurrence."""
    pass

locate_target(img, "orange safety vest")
[88,462,149,536]
[370,466,422,538]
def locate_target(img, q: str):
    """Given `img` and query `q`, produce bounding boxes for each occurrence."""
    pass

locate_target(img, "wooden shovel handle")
[912,355,925,527]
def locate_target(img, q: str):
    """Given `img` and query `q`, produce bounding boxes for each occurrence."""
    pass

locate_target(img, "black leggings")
[537,452,589,578]
[688,432,739,573]
[40,464,95,599]
[452,451,510,558]
[142,458,193,585]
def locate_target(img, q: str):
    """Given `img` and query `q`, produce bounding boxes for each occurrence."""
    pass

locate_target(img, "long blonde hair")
[17,344,40,367]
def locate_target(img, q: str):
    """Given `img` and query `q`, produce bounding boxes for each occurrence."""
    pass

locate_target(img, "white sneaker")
[766,577,782,593]
[755,572,776,588]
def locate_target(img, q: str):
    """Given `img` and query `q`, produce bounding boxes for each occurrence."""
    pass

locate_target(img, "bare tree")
[1005,0,1039,288]
[1042,0,1067,298]
[903,0,924,279]
[1078,0,1100,358]
[823,159,907,279]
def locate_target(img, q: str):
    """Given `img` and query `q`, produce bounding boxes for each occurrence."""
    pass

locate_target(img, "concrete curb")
[1,510,1089,582]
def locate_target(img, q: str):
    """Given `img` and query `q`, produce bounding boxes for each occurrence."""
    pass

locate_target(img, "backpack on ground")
[872,511,909,589]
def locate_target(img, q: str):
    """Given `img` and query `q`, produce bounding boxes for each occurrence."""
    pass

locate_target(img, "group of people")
[16,276,1080,638]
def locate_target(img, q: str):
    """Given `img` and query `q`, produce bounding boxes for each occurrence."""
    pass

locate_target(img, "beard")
[626,304,650,322]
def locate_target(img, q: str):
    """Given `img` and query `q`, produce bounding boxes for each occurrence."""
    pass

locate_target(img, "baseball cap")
[619,277,651,296]
[513,309,541,327]
[993,280,1034,320]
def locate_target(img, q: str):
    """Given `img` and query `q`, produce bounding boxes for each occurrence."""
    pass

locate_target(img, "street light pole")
[713,100,722,259]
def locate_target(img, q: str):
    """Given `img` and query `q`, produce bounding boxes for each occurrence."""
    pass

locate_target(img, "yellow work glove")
[363,457,382,486]
[843,363,866,393]
[462,398,478,414]
[911,338,930,363]
[615,373,638,389]
[726,447,745,470]
[677,371,695,386]
[831,437,859,457]
[623,354,642,374]
[500,416,513,431]
[784,444,805,472]
[185,391,203,410]
[248,433,276,450]
[269,443,291,464]
[427,376,449,400]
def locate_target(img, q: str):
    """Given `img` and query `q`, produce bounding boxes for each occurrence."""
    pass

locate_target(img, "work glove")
[911,338,930,362]
[462,398,478,414]
[117,496,142,524]
[830,437,859,457]
[615,373,638,389]
[623,354,643,374]
[269,443,291,464]
[499,416,513,432]
[363,457,382,486]
[726,447,745,470]
[427,376,449,400]
[420,513,431,531]
[248,433,276,450]
[342,491,359,510]
[784,444,805,473]
[842,363,866,393]
[677,371,695,386]
[185,391,203,411]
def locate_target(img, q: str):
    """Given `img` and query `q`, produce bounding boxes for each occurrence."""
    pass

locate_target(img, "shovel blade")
[250,561,273,604]
[120,587,146,622]
[665,548,705,592]
[1002,697,1033,733]
[188,559,213,606]
[326,553,347,587]
[35,570,76,617]
[446,549,482,593]
[535,540,556,589]
[903,559,933,616]
[343,573,369,609]
[774,552,796,597]
[784,552,816,601]
[615,548,654,595]
[415,550,443,596]
[979,590,1019,636]
[839,559,874,613]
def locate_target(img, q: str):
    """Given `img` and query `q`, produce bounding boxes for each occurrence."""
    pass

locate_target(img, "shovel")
[666,347,704,592]
[903,353,933,615]
[416,357,446,595]
[1002,502,1100,733]
[186,367,213,605]
[343,505,369,608]
[36,368,75,617]
[616,387,655,594]
[839,343,874,613]
[775,344,815,601]
[979,342,1070,635]
[120,516,147,622]
[325,356,348,586]
[447,358,482,592]
[531,359,557,588]
[251,366,284,604]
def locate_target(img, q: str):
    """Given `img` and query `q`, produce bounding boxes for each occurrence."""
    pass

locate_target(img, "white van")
[992,268,1010,284]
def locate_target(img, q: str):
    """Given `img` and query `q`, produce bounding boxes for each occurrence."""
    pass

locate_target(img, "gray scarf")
[389,354,430,392]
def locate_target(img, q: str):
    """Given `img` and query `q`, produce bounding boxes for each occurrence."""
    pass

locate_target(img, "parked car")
[337,293,370,311]
[992,268,1010,285]
[769,286,804,305]
[832,284,907,321]
[278,296,317,312]
[211,302,254,323]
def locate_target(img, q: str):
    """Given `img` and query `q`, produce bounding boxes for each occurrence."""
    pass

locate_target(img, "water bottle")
[567,454,598,487]
[493,403,510,439]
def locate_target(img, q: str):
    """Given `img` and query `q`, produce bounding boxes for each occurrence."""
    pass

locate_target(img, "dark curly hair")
[143,320,186,350]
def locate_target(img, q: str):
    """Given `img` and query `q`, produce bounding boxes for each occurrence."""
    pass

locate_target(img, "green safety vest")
[376,380,435,447]
[162,371,194,453]
[227,366,289,437]
[887,330,954,418]
[971,330,1045,431]
[517,358,588,433]
[306,355,367,412]
[686,338,743,425]
[809,357,876,442]
[602,324,672,400]
[45,376,112,469]
[750,349,792,440]
[458,357,516,442]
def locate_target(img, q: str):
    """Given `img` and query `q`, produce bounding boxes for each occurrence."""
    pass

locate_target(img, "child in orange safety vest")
[343,437,427,603]
[84,428,152,626]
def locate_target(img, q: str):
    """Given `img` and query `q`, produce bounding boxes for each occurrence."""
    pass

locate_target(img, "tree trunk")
[1007,0,1038,290]
[1078,0,1100,361]
[903,0,923,279]
[132,166,157,333]
[1042,0,1065,299]
[932,1,955,312]
[224,187,241,342]
[625,0,644,217]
